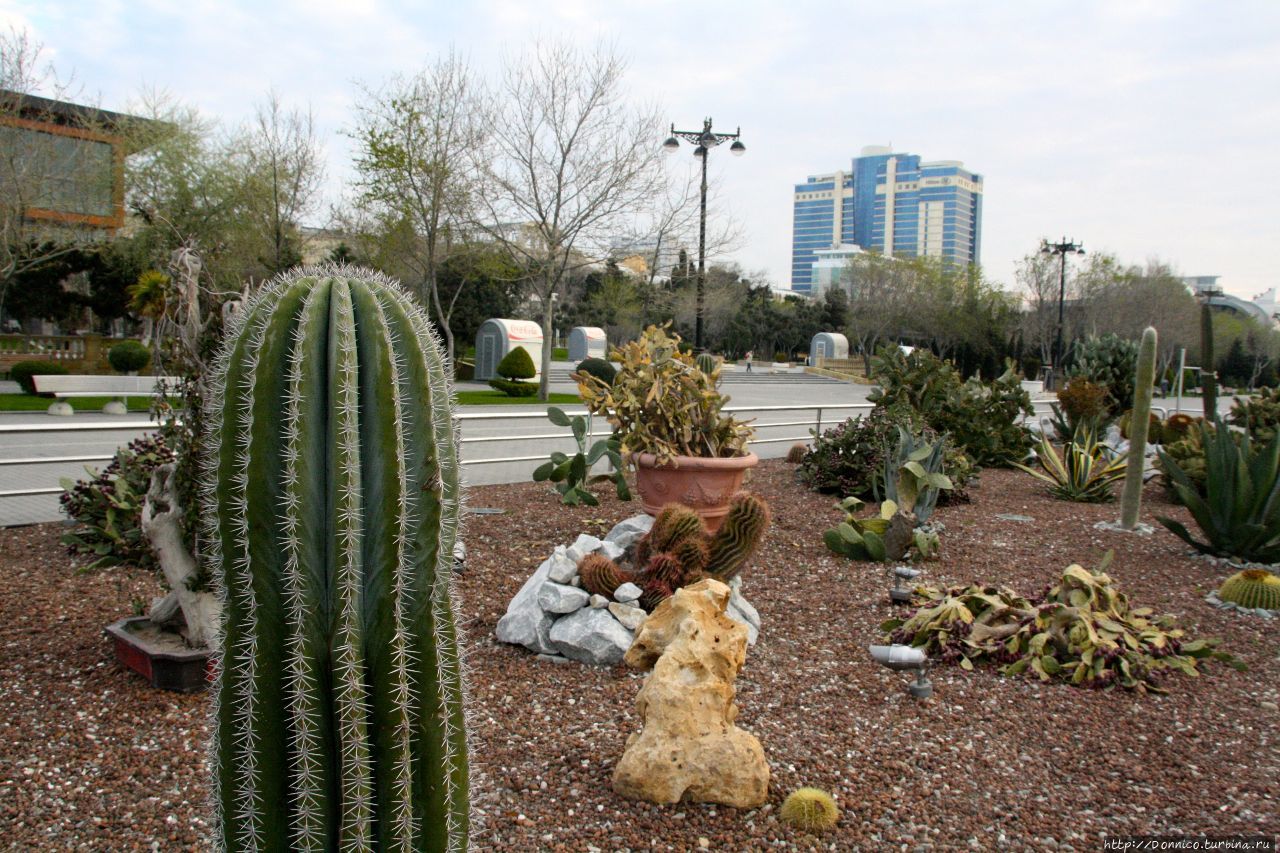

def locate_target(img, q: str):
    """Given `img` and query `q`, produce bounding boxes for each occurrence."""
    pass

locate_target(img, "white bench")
[32,374,182,416]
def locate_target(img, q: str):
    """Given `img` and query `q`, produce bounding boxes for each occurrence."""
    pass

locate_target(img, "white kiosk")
[475,318,544,381]
[809,332,849,365]
[568,326,607,362]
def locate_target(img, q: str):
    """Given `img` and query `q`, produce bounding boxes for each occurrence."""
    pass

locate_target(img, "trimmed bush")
[575,357,616,386]
[108,339,152,374]
[9,360,68,395]
[488,378,538,397]
[496,346,536,380]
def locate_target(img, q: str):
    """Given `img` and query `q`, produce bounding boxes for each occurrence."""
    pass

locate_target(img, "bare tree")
[845,252,914,374]
[0,27,105,318]
[474,39,665,399]
[350,51,484,361]
[244,91,324,273]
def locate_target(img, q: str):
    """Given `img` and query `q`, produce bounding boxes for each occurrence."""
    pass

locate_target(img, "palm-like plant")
[1014,427,1128,503]
[1157,420,1280,563]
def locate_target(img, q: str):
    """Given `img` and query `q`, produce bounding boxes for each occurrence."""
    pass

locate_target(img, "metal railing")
[0,399,1061,499]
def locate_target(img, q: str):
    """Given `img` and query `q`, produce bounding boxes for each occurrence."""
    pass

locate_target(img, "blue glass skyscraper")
[790,146,983,293]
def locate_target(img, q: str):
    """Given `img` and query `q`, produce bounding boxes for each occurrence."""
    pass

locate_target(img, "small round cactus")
[578,553,630,599]
[1219,569,1280,610]
[780,787,840,832]
[695,352,719,378]
[786,442,808,464]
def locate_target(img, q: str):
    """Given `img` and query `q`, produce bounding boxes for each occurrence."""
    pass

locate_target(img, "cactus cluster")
[578,494,770,611]
[1218,569,1280,610]
[205,268,468,851]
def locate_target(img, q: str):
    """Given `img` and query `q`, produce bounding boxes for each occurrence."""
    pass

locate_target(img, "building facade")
[790,145,983,293]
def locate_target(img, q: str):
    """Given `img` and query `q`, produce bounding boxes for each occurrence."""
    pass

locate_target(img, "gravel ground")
[1,461,1276,850]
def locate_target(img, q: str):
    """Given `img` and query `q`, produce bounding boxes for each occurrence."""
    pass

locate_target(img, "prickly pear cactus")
[204,267,468,851]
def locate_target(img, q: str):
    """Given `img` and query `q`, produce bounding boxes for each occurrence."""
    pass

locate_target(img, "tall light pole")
[1040,237,1085,390]
[663,118,744,351]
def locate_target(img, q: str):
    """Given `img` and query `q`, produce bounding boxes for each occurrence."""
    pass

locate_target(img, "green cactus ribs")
[1218,569,1280,611]
[205,267,468,852]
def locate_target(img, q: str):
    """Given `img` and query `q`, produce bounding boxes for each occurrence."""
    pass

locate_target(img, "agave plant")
[1014,427,1128,503]
[1157,420,1280,563]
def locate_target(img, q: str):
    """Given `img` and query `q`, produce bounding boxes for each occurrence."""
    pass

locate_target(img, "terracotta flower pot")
[632,451,759,532]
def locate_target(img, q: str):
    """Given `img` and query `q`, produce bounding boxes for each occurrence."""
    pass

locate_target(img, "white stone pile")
[495,514,762,666]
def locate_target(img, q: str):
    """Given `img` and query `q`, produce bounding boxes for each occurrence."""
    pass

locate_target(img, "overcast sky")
[7,0,1279,299]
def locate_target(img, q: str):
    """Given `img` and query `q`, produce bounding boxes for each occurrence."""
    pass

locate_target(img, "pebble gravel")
[1,461,1276,850]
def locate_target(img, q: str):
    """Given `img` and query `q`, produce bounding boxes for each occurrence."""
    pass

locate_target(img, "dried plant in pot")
[575,325,756,530]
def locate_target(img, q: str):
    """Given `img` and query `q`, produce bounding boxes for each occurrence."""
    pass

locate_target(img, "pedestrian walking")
[744,350,753,373]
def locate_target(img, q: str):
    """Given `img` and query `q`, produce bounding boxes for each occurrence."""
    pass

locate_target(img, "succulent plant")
[638,575,674,611]
[648,503,705,554]
[579,552,631,599]
[575,325,754,464]
[881,554,1244,693]
[532,406,630,506]
[786,442,808,464]
[822,496,923,563]
[1228,386,1280,443]
[1014,427,1128,503]
[1162,412,1199,441]
[704,492,770,581]
[780,787,840,833]
[695,352,719,378]
[1218,569,1280,610]
[205,269,468,850]
[1119,327,1158,529]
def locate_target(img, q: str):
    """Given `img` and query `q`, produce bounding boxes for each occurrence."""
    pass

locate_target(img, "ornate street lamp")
[663,118,744,351]
[1040,237,1086,390]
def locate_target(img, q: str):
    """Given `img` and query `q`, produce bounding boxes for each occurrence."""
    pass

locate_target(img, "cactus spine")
[579,553,630,599]
[1219,569,1280,610]
[705,493,770,581]
[1120,327,1157,529]
[205,268,467,851]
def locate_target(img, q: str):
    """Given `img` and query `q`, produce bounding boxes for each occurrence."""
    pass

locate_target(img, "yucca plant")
[1157,420,1280,563]
[1014,427,1128,503]
[205,268,468,851]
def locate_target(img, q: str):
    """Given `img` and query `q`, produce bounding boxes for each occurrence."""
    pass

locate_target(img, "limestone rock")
[608,602,648,631]
[496,557,557,654]
[537,581,589,614]
[612,579,768,808]
[598,540,626,562]
[589,594,610,609]
[549,607,634,666]
[566,533,604,564]
[605,514,655,549]
[613,582,643,603]
[546,546,578,584]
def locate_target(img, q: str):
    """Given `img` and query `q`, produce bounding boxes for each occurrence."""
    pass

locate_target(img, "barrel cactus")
[204,267,468,851]
[579,552,631,599]
[1219,569,1280,610]
[779,787,840,832]
[695,352,719,378]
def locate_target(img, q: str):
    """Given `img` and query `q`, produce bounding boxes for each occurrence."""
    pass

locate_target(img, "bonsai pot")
[104,616,213,694]
[632,451,758,532]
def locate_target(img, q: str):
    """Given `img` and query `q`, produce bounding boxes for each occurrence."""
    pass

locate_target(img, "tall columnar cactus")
[705,493,771,581]
[1120,327,1158,529]
[205,268,468,851]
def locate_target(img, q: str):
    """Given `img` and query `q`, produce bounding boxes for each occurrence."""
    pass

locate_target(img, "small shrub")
[59,433,176,570]
[869,348,1033,468]
[1014,428,1127,503]
[496,346,536,380]
[780,788,840,833]
[574,357,616,386]
[800,406,973,502]
[1069,333,1140,416]
[108,339,152,374]
[9,360,68,395]
[1227,387,1280,442]
[1054,377,1111,437]
[487,378,538,397]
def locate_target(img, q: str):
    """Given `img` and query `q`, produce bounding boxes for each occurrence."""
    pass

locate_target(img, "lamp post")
[1040,237,1085,390]
[663,118,745,351]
